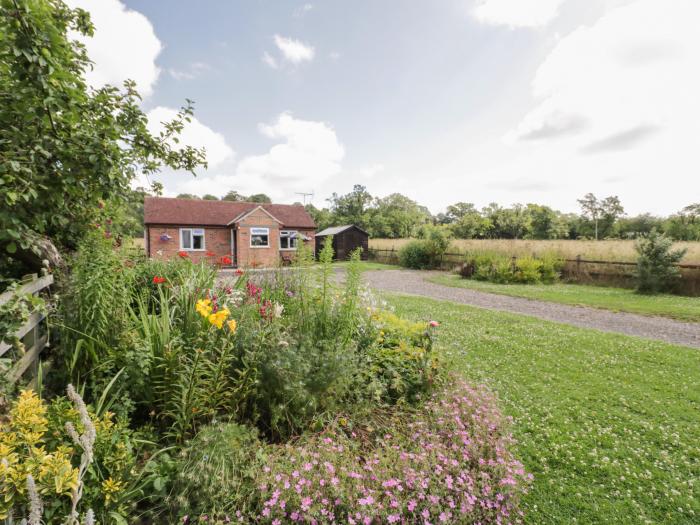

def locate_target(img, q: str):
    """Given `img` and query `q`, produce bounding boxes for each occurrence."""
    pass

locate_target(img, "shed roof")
[316,224,368,236]
[144,197,315,228]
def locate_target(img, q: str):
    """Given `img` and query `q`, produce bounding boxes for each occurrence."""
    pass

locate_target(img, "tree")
[176,193,200,200]
[525,204,569,240]
[202,194,219,201]
[663,203,700,241]
[247,193,272,203]
[221,190,246,202]
[327,185,373,229]
[304,204,333,230]
[445,203,491,239]
[635,230,687,293]
[368,193,431,238]
[0,0,206,276]
[577,193,624,239]
[577,193,602,240]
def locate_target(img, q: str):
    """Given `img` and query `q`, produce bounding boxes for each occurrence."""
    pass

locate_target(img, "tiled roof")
[144,197,316,228]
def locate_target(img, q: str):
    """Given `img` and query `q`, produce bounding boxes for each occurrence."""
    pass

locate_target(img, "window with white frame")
[180,228,205,250]
[280,230,298,250]
[250,227,270,247]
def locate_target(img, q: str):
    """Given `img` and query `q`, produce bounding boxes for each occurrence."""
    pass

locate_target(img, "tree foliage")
[0,0,206,275]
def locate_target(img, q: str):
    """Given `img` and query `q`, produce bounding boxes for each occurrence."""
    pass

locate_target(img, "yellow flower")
[207,307,230,329]
[102,477,124,503]
[227,319,238,334]
[195,298,212,318]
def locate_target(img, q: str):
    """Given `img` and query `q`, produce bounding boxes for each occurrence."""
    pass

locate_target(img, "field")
[370,238,700,264]
[389,293,700,524]
[429,274,700,322]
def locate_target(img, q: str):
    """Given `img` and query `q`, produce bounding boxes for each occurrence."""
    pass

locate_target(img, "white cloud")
[238,113,344,192]
[168,62,210,81]
[358,164,385,179]
[507,0,700,154]
[146,107,235,168]
[66,0,161,96]
[293,3,314,18]
[273,35,315,65]
[473,0,565,28]
[262,51,279,70]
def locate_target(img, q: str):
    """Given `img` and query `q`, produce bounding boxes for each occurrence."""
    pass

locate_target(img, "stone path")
[360,269,700,349]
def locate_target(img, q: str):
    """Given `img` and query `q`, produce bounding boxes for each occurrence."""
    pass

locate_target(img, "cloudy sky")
[67,0,698,215]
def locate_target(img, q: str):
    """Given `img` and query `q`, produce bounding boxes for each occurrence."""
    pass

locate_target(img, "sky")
[65,0,699,215]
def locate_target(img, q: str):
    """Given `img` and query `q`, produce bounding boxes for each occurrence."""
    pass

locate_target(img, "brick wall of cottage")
[147,225,233,265]
[235,208,281,268]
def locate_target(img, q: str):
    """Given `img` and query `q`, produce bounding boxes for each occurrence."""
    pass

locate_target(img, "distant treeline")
[123,186,699,242]
[304,186,700,241]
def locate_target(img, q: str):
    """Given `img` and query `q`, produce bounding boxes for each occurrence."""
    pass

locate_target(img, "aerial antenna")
[295,191,314,205]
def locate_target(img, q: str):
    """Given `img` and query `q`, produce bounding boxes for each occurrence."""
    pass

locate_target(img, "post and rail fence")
[0,273,53,388]
[367,248,700,296]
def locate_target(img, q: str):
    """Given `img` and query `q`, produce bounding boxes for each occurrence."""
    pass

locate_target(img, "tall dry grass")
[369,238,700,264]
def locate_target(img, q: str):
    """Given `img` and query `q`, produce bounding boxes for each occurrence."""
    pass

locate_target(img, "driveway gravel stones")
[360,269,700,349]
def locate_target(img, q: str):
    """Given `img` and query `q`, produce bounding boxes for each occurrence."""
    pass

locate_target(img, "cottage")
[144,197,316,268]
[315,225,369,261]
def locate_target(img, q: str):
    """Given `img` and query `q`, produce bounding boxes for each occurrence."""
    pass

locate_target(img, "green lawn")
[428,273,700,323]
[332,260,397,271]
[388,293,700,524]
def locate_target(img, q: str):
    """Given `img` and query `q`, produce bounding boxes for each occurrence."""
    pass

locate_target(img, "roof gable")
[144,197,315,228]
[228,205,283,225]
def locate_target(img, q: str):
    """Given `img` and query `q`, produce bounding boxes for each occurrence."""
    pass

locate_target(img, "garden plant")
[1,230,531,523]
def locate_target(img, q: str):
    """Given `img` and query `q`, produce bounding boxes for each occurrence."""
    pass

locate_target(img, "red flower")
[152,276,167,284]
[178,251,189,258]
[206,251,216,257]
[235,268,244,276]
[220,256,233,266]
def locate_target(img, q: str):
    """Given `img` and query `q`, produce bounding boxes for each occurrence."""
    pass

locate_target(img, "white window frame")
[180,228,206,251]
[250,227,270,248]
[279,230,298,251]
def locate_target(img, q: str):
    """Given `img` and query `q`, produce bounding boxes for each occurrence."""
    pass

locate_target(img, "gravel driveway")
[360,269,700,349]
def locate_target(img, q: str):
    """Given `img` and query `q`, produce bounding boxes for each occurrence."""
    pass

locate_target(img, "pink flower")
[429,320,439,327]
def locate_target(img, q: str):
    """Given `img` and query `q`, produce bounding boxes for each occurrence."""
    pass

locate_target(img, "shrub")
[361,310,440,403]
[398,240,432,269]
[0,388,140,524]
[635,229,687,294]
[514,256,542,284]
[399,226,452,270]
[466,251,562,285]
[255,380,531,524]
[171,422,264,518]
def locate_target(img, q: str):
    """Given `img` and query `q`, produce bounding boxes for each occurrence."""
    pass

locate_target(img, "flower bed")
[2,233,530,523]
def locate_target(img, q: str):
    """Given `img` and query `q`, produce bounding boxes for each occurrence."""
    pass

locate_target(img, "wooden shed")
[315,225,369,261]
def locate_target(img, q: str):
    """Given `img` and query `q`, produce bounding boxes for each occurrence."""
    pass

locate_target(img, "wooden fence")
[368,248,700,296]
[0,274,53,387]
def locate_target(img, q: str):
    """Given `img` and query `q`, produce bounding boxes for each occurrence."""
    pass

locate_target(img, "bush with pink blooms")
[255,380,532,524]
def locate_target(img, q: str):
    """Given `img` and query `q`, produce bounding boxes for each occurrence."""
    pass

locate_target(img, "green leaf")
[6,242,17,254]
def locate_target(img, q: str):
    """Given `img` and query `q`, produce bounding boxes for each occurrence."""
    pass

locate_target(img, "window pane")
[181,230,192,249]
[193,234,204,250]
[251,234,269,247]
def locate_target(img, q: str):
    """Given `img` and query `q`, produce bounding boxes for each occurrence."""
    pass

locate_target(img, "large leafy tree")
[327,184,373,229]
[368,193,431,238]
[0,0,206,275]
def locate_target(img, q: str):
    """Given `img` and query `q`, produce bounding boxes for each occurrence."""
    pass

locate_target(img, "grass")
[427,273,700,322]
[332,260,397,271]
[388,293,700,524]
[370,238,700,264]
